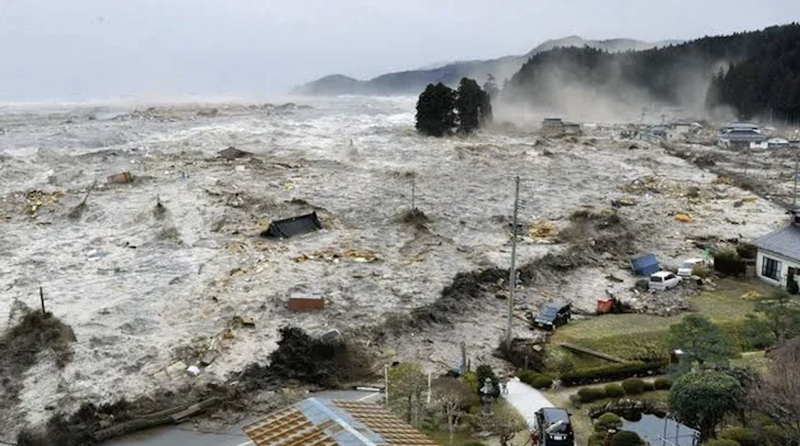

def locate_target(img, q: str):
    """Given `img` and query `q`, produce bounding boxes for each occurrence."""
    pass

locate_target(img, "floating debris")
[294,248,381,263]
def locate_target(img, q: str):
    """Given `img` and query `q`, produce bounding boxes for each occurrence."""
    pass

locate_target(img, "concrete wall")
[756,249,800,287]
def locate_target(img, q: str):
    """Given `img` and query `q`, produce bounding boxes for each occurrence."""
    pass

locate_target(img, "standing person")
[500,373,509,395]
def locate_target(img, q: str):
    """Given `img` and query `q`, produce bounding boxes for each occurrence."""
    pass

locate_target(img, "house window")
[762,257,781,281]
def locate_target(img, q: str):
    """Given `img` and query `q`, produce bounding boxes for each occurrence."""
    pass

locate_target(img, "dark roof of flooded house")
[753,224,800,260]
[243,398,439,446]
[218,146,253,160]
[261,212,323,238]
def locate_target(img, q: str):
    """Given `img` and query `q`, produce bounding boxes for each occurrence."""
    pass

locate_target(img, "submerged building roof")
[243,397,439,446]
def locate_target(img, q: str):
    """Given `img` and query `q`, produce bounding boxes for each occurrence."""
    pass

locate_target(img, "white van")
[649,271,682,291]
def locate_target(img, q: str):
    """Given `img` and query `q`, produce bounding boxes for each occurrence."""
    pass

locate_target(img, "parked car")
[532,407,575,446]
[531,302,572,330]
[677,258,706,277]
[649,271,682,290]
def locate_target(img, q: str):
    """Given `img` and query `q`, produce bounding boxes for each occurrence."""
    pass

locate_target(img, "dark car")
[532,301,571,330]
[532,407,575,446]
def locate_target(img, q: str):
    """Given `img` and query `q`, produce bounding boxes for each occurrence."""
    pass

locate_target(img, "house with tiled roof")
[753,209,800,288]
[243,397,439,446]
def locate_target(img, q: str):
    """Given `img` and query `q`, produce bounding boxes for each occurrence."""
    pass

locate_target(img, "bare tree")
[750,337,800,444]
[480,404,527,446]
[432,377,473,445]
[387,362,427,426]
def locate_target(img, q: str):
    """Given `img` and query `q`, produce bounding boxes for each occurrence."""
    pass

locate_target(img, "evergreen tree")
[456,77,482,134]
[415,83,456,137]
[483,74,500,99]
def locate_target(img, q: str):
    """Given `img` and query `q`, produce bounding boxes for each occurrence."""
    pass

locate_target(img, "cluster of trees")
[386,362,523,446]
[664,310,800,444]
[415,77,493,137]
[503,23,800,122]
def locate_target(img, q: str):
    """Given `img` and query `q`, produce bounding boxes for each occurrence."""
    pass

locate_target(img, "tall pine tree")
[415,83,457,137]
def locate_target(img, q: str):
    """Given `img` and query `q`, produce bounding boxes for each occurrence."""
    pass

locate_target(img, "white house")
[753,210,800,287]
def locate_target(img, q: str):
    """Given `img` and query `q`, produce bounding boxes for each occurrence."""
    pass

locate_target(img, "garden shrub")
[530,375,553,389]
[604,383,625,398]
[653,377,673,390]
[560,361,667,386]
[704,440,739,446]
[588,432,607,446]
[595,413,623,432]
[641,380,655,392]
[720,427,757,446]
[578,387,607,403]
[621,378,645,395]
[611,430,644,446]
[516,370,553,389]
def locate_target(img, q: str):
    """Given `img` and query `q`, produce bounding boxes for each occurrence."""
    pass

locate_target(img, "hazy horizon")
[1,0,799,102]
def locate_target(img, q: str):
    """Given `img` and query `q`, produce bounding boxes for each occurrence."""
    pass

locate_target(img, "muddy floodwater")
[0,97,787,437]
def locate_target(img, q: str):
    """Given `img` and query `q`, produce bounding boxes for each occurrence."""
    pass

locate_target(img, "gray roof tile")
[753,224,800,260]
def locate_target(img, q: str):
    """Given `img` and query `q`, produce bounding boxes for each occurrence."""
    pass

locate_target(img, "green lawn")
[546,278,775,369]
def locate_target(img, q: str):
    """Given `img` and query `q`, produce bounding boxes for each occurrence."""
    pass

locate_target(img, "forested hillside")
[502,24,800,122]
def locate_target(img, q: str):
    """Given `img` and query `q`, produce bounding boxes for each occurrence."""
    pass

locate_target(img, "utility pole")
[39,286,46,315]
[384,365,390,407]
[411,172,416,210]
[505,176,520,345]
[794,156,798,208]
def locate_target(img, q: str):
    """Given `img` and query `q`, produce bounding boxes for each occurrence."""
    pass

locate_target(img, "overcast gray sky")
[1,0,798,101]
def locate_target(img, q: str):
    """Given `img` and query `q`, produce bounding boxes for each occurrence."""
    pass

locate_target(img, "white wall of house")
[756,249,800,286]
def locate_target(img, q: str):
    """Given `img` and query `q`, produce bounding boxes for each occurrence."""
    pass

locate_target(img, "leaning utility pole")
[794,156,798,208]
[505,176,520,345]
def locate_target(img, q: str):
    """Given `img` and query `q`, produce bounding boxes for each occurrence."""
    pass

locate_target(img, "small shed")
[288,295,325,312]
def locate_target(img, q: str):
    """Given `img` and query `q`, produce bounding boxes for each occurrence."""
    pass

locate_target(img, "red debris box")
[288,296,325,312]
[596,298,614,314]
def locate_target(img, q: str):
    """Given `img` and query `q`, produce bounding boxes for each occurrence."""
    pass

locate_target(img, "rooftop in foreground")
[243,397,439,446]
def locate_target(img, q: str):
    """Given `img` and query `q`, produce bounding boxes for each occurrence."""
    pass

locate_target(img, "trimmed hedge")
[720,427,757,446]
[653,377,672,390]
[704,440,739,446]
[604,383,625,398]
[611,431,644,446]
[517,370,553,389]
[595,413,623,432]
[641,380,655,392]
[560,361,668,386]
[621,378,645,395]
[578,387,607,403]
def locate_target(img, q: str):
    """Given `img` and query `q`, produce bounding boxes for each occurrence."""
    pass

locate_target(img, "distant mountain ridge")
[290,36,683,96]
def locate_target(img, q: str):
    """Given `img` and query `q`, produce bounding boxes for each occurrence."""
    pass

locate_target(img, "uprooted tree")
[241,326,372,389]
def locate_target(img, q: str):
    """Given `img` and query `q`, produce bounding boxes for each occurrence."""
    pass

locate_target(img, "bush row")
[516,369,554,389]
[560,361,668,386]
[575,378,672,403]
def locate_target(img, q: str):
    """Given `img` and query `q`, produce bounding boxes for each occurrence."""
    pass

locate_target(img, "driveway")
[503,377,555,430]
[108,390,383,446]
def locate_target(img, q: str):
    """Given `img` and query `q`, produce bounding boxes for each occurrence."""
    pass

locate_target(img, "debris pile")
[528,220,558,241]
[22,190,66,216]
[294,248,381,263]
[0,305,76,431]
